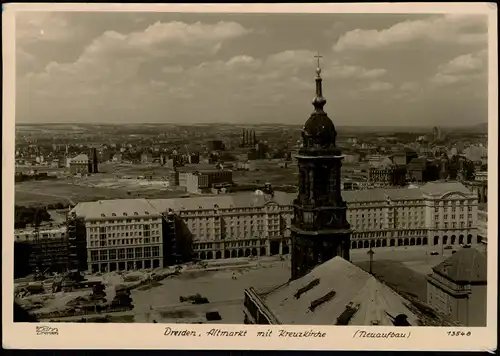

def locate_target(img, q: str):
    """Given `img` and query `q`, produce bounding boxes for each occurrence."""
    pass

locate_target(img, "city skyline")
[16,12,488,126]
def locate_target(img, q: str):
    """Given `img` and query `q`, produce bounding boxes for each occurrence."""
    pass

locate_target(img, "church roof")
[258,257,420,326]
[432,247,487,283]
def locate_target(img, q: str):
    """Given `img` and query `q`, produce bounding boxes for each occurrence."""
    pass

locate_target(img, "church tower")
[290,54,352,280]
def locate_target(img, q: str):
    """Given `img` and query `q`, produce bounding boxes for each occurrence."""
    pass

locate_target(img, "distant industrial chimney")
[88,147,99,173]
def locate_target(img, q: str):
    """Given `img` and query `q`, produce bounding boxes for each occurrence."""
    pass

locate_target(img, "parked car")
[463,244,472,248]
[444,245,453,250]
[452,250,457,254]
[430,251,439,256]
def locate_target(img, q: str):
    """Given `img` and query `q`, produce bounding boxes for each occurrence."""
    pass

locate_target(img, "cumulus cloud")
[80,21,250,61]
[177,50,389,101]
[19,21,251,98]
[363,81,394,92]
[15,13,488,126]
[431,49,487,86]
[324,65,387,80]
[333,14,487,52]
[439,49,487,75]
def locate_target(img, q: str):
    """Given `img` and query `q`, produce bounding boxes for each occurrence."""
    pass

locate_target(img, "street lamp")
[367,247,375,275]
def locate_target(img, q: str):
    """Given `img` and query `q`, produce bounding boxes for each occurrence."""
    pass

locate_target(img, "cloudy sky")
[16,11,488,126]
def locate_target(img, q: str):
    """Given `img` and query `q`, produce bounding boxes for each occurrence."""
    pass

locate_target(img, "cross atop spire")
[312,52,326,111]
[314,52,323,68]
[314,52,323,76]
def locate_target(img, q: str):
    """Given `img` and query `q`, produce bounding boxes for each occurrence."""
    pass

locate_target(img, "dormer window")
[123,213,128,216]
[145,211,149,215]
[101,213,105,217]
[134,212,138,215]
[112,213,116,217]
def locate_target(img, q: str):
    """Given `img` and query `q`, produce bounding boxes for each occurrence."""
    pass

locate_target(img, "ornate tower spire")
[291,51,351,280]
[313,52,326,112]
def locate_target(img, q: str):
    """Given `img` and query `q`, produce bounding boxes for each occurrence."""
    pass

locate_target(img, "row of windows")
[89,246,160,261]
[90,259,161,272]
[89,231,160,239]
[88,237,161,247]
[178,205,286,216]
[434,214,472,220]
[15,232,66,240]
[89,224,159,232]
[350,237,428,248]
[88,218,159,225]
[434,207,472,212]
[432,234,473,245]
[435,222,472,229]
[434,200,473,206]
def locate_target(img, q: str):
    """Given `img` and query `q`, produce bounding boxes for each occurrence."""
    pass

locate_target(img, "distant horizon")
[15,121,488,128]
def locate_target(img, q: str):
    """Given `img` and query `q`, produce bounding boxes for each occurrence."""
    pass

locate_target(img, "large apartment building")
[346,182,479,251]
[71,199,166,273]
[151,191,293,260]
[65,181,479,272]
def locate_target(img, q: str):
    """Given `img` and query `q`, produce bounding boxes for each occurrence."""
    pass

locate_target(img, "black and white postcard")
[2,2,497,351]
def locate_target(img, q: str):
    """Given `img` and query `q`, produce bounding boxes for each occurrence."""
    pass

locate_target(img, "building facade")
[368,166,406,187]
[151,191,293,260]
[71,199,165,273]
[66,180,479,272]
[14,227,70,275]
[347,182,479,252]
[69,154,90,175]
[178,168,233,193]
[426,248,487,326]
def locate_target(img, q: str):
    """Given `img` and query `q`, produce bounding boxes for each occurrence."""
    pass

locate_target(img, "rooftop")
[432,247,487,283]
[71,198,163,220]
[343,187,424,203]
[177,164,226,173]
[255,257,420,326]
[71,191,291,220]
[70,182,474,219]
[420,181,472,196]
[71,154,89,162]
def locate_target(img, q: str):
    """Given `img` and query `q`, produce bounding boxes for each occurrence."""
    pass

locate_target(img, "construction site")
[14,241,469,324]
[14,256,291,324]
